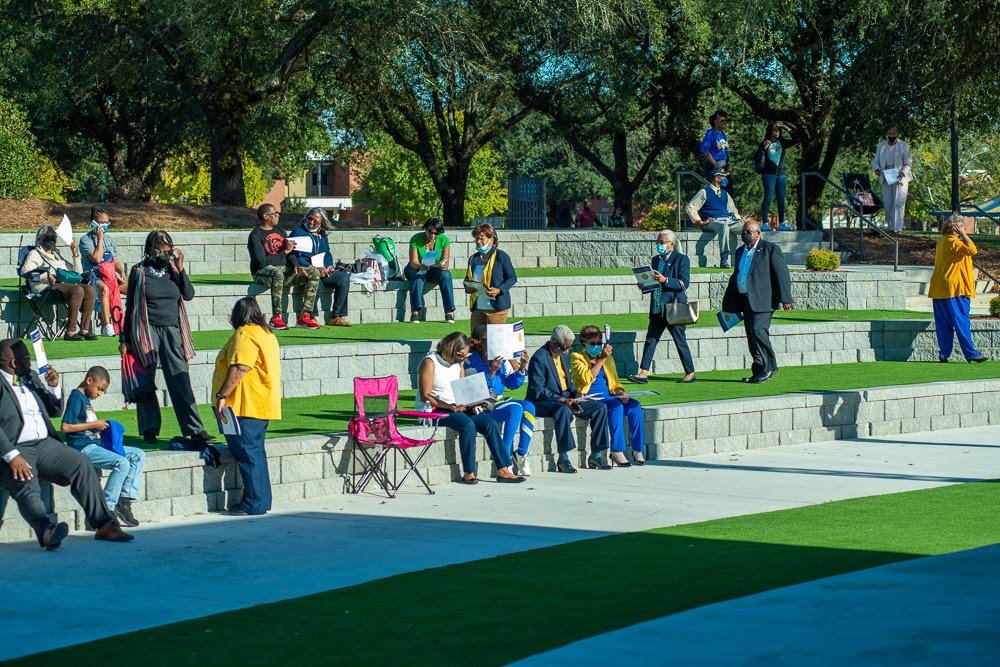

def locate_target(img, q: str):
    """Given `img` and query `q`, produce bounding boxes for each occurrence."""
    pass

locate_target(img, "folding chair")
[15,246,67,340]
[347,375,448,498]
[842,172,884,222]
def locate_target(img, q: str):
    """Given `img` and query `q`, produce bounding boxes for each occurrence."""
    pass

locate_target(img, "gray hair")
[303,207,334,231]
[657,229,677,245]
[551,324,575,345]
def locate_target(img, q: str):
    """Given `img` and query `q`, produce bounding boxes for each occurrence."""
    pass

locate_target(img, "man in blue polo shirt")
[685,167,746,268]
[700,109,734,196]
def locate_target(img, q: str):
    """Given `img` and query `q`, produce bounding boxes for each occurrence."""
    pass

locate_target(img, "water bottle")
[420,400,433,427]
[604,324,611,345]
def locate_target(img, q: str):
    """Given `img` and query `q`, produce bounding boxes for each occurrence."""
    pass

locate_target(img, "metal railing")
[674,170,711,229]
[800,171,899,271]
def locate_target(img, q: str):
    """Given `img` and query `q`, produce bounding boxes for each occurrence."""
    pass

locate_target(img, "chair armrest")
[397,409,449,420]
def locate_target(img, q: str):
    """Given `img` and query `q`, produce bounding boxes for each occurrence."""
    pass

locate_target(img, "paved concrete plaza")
[1,425,999,661]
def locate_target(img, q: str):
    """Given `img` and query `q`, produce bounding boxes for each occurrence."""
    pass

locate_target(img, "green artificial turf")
[100,360,995,451]
[31,309,929,360]
[13,480,1000,666]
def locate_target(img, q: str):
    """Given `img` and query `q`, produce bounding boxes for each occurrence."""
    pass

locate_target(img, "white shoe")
[513,453,532,476]
[103,324,116,337]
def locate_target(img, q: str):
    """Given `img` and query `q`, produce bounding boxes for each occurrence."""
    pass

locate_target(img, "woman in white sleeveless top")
[418,332,524,485]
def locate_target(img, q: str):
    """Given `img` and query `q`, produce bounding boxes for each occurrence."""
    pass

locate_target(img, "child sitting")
[60,366,144,527]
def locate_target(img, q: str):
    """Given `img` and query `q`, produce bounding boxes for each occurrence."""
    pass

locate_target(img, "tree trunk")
[206,106,247,207]
[436,162,470,229]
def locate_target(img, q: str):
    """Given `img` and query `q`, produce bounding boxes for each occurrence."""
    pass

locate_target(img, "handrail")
[800,171,899,271]
[674,170,711,229]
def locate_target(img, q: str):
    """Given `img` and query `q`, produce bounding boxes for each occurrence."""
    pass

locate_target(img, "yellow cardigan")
[570,351,624,395]
[928,235,977,299]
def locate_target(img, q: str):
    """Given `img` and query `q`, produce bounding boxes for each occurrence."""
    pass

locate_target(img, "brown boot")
[94,520,135,542]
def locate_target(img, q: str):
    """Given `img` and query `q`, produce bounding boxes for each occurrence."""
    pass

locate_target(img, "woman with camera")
[120,230,214,445]
[929,214,988,363]
[21,224,97,341]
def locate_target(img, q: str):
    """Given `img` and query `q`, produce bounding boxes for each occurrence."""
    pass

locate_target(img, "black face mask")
[149,249,172,268]
[41,236,57,251]
[742,232,756,245]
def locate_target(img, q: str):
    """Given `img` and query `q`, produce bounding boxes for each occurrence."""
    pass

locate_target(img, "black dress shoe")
[587,454,612,470]
[64,332,85,341]
[750,371,775,384]
[495,475,526,484]
[677,375,697,384]
[142,431,158,444]
[461,476,479,485]
[556,459,578,474]
[742,376,759,383]
[225,507,250,516]
[81,331,98,341]
[38,522,69,551]
[627,374,649,384]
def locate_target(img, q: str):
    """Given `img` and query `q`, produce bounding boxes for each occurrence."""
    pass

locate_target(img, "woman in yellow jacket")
[928,214,987,363]
[570,325,646,467]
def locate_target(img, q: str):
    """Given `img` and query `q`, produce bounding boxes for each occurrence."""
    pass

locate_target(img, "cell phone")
[604,324,611,345]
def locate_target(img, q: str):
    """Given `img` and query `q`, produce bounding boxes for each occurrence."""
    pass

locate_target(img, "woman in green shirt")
[404,218,456,323]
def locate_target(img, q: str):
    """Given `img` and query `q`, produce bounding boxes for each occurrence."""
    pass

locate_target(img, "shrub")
[32,156,70,203]
[805,247,841,271]
[0,97,44,199]
[989,295,1000,318]
[638,203,678,232]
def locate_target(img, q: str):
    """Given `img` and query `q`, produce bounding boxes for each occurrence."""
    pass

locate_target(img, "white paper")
[421,251,439,266]
[883,168,900,185]
[450,373,492,406]
[216,406,241,436]
[464,280,490,300]
[310,252,326,268]
[29,328,49,374]
[55,214,73,245]
[627,390,660,397]
[486,321,525,360]
[633,266,659,293]
[291,236,314,253]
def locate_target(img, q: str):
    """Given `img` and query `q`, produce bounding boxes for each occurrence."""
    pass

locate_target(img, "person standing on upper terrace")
[247,203,295,330]
[574,200,598,228]
[288,207,352,328]
[929,214,988,363]
[464,223,517,330]
[700,109,734,196]
[871,123,913,233]
[405,218,456,324]
[686,166,746,268]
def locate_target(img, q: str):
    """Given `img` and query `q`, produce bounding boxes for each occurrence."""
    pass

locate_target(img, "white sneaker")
[513,453,532,476]
[103,323,116,337]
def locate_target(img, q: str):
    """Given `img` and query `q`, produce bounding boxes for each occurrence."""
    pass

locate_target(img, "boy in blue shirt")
[61,366,144,527]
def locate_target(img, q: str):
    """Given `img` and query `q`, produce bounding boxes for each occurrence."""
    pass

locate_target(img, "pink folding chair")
[347,375,448,497]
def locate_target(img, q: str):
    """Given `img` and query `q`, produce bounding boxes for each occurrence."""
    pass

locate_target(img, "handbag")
[55,267,83,284]
[664,295,700,325]
[850,182,875,209]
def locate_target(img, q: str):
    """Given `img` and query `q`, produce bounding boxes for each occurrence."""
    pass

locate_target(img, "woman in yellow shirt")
[570,325,646,467]
[213,297,282,515]
[928,215,987,363]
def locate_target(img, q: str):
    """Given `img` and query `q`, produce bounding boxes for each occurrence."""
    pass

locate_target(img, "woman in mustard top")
[213,297,283,515]
[570,325,646,467]
[928,215,988,363]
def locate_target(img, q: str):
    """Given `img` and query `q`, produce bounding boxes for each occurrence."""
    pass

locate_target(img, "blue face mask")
[656,243,669,256]
[720,178,729,187]
[586,343,603,357]
[476,244,492,255]
[90,220,109,234]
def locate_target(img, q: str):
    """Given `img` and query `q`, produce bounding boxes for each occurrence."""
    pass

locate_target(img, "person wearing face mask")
[871,123,913,233]
[418,332,524,485]
[20,224,98,341]
[686,167,746,268]
[288,207,349,328]
[721,221,793,383]
[120,230,215,446]
[464,223,517,330]
[627,230,696,385]
[526,325,611,473]
[78,206,127,337]
[571,325,646,467]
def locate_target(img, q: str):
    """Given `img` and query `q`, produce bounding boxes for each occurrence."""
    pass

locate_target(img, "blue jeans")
[403,264,456,313]
[933,296,982,361]
[490,400,535,456]
[80,443,146,510]
[438,410,510,474]
[761,173,788,226]
[600,397,645,453]
[225,417,272,515]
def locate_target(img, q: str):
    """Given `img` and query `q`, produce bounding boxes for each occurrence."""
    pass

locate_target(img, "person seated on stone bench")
[526,325,611,473]
[60,365,144,527]
[21,225,98,341]
[78,207,127,337]
[685,166,746,268]
[288,208,351,328]
[418,332,524,485]
[405,218,456,324]
[570,325,646,467]
[248,203,295,330]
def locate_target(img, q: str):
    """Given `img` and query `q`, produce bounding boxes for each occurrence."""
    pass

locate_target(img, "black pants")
[320,271,350,318]
[639,312,695,374]
[533,400,610,454]
[744,309,776,377]
[136,325,206,439]
[0,437,112,534]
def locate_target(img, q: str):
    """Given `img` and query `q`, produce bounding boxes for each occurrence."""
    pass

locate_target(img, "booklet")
[464,280,490,300]
[633,266,660,293]
[29,328,50,374]
[487,321,525,360]
[882,168,900,185]
[450,373,492,407]
[421,250,439,266]
[717,310,745,333]
[216,406,241,436]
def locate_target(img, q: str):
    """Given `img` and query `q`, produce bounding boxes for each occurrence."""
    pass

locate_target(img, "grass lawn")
[103,360,994,451]
[32,309,929,360]
[13,480,1000,666]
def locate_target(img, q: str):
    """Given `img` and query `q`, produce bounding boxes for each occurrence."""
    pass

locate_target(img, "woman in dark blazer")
[464,222,518,330]
[628,229,696,384]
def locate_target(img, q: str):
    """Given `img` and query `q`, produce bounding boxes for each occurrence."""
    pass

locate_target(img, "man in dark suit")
[721,221,793,383]
[0,339,132,548]
[526,325,611,473]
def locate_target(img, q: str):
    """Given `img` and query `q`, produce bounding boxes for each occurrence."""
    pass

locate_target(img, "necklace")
[146,265,167,278]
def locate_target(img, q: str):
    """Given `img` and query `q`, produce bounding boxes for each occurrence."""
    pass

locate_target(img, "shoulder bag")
[664,291,700,325]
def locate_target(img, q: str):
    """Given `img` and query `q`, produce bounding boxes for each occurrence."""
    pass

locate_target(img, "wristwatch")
[215,392,226,401]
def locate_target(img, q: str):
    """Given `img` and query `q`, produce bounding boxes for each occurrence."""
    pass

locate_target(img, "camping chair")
[15,246,67,340]
[347,375,448,498]
[841,173,884,225]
